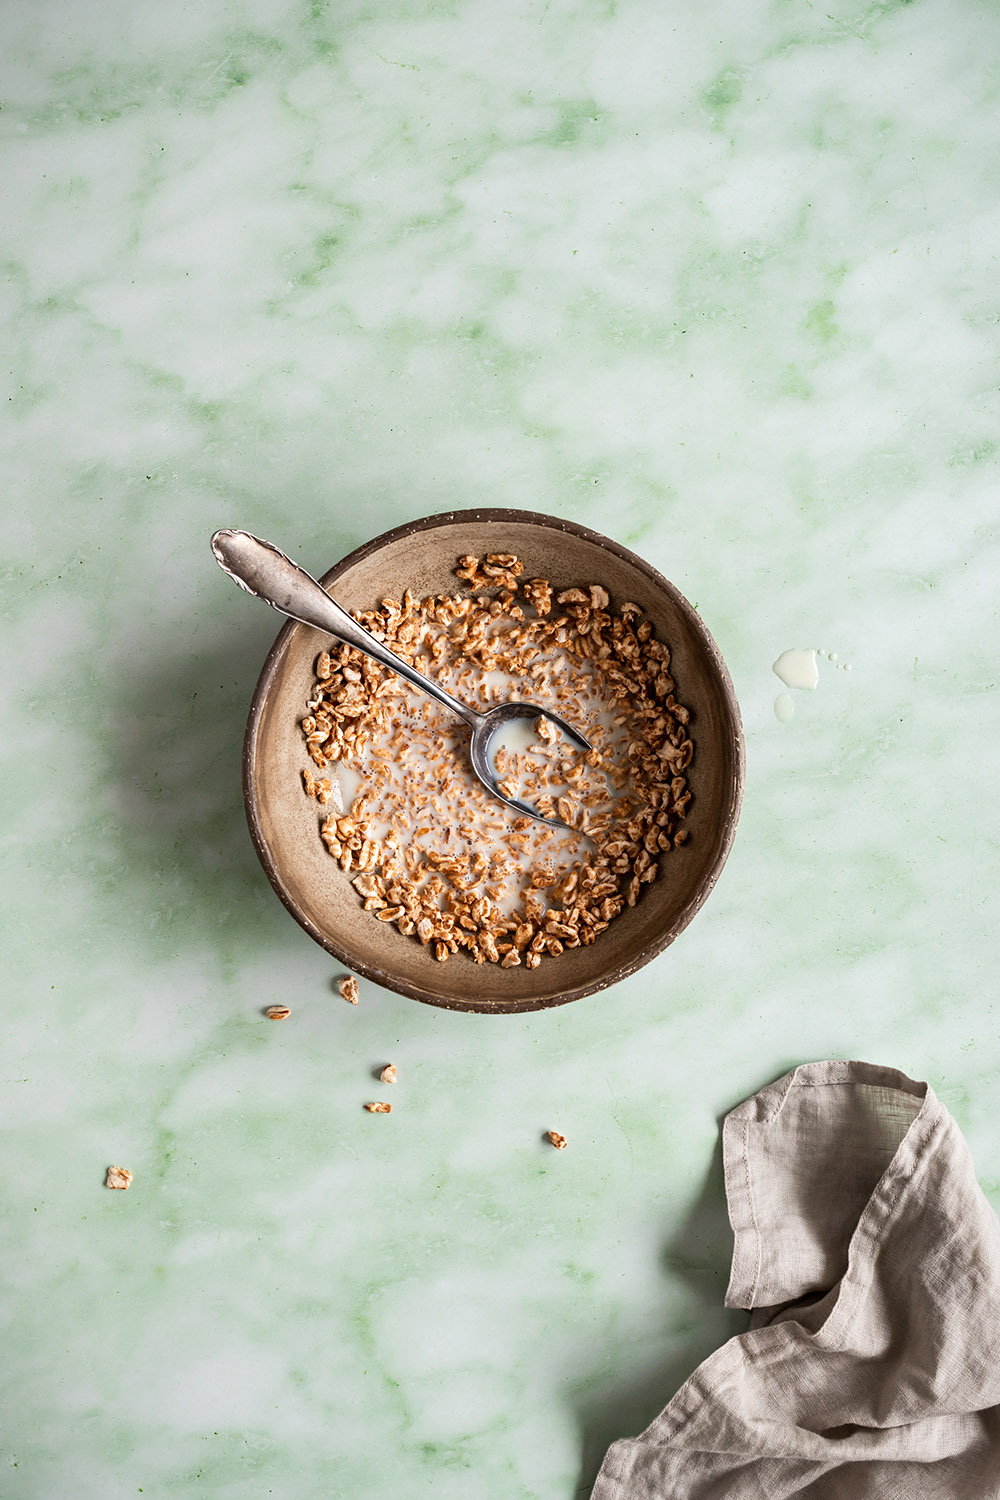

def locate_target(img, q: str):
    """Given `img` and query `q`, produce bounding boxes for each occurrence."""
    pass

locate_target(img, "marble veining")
[3,0,1000,1495]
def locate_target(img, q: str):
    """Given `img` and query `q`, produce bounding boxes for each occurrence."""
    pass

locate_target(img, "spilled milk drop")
[774,692,795,724]
[772,648,819,691]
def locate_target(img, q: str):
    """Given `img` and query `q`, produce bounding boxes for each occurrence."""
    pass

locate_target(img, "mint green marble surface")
[3,0,1000,1494]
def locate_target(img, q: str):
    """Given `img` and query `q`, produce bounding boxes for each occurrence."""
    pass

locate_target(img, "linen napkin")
[592,1060,1000,1499]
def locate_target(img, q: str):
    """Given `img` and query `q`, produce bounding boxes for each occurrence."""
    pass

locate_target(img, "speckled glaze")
[4,0,1000,1496]
[245,509,743,1012]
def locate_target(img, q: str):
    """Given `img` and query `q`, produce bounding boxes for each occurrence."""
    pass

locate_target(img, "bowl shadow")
[105,615,303,965]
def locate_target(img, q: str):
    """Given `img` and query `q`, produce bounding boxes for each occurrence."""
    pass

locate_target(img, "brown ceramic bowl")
[243,509,743,1013]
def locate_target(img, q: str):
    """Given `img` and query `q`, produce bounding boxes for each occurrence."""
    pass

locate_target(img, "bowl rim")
[242,507,745,1013]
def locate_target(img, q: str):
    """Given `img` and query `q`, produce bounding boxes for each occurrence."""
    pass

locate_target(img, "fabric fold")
[591,1061,1000,1499]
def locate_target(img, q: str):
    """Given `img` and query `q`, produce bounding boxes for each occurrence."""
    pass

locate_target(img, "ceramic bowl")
[243,509,743,1014]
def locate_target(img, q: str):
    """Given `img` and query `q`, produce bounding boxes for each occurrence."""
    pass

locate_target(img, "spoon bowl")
[469,700,591,824]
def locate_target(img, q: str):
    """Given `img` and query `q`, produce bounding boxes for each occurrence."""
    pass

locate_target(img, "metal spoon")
[211,529,591,828]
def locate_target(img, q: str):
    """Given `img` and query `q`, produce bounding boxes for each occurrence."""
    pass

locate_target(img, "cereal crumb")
[546,1131,568,1150]
[380,1064,397,1084]
[339,975,359,1005]
[366,1101,392,1113]
[266,1005,291,1020]
[106,1166,133,1190]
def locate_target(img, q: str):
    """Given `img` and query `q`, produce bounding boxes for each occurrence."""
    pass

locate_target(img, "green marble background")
[3,0,999,1495]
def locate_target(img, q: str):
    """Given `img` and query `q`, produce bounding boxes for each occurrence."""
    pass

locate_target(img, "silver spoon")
[211,529,591,829]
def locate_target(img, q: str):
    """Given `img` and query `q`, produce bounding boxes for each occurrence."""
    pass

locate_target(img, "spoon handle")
[211,530,479,728]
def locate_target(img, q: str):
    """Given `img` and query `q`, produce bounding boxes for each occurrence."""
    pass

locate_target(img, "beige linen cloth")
[592,1061,1000,1499]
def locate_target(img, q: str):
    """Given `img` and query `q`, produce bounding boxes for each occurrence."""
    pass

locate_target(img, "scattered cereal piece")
[339,975,359,1005]
[366,1101,392,1113]
[106,1166,133,1190]
[266,1005,291,1020]
[380,1064,397,1084]
[546,1131,568,1150]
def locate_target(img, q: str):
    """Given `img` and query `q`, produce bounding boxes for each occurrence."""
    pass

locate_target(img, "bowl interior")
[244,511,743,1013]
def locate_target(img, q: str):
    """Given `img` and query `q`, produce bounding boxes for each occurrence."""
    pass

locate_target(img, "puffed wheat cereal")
[297,554,695,971]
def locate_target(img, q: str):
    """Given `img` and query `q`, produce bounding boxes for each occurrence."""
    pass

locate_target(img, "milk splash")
[772,646,851,721]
